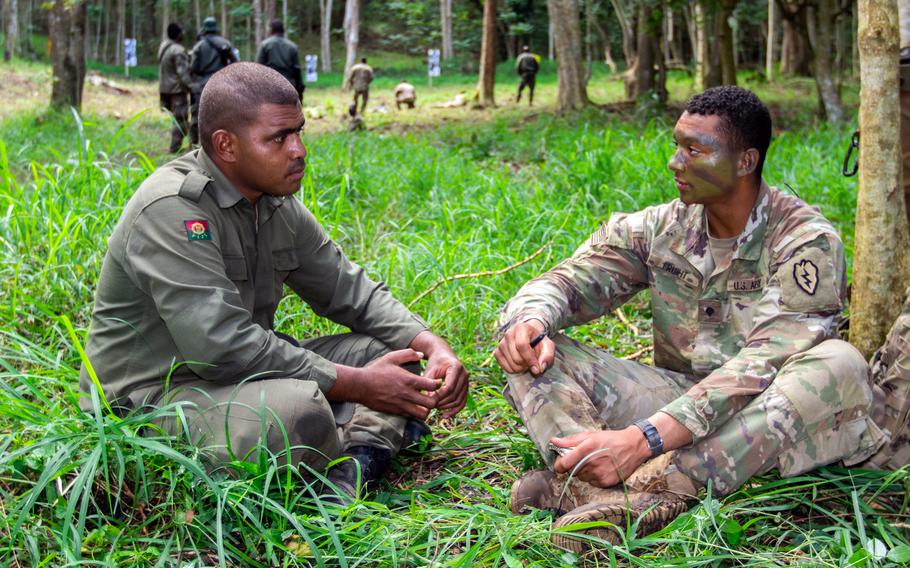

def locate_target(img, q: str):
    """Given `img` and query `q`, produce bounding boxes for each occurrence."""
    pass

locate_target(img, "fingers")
[537,337,556,370]
[434,364,469,417]
[382,348,425,367]
[493,323,547,374]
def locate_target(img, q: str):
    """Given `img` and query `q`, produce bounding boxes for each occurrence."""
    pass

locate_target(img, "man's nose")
[289,135,307,160]
[668,150,684,172]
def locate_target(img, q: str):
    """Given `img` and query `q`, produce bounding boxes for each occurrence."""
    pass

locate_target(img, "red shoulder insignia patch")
[184,219,212,241]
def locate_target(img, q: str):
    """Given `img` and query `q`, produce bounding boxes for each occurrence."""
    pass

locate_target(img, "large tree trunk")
[779,1,812,75]
[813,0,844,122]
[631,1,655,98]
[3,0,14,61]
[440,0,453,60]
[319,0,332,71]
[717,0,737,85]
[851,0,910,357]
[477,0,496,106]
[49,0,87,111]
[342,0,359,90]
[548,0,588,111]
[4,0,18,62]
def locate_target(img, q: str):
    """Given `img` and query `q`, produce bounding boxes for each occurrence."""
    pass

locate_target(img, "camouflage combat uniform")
[500,182,886,495]
[394,81,416,110]
[347,62,374,114]
[189,30,237,145]
[158,38,192,153]
[80,150,429,471]
[256,34,305,100]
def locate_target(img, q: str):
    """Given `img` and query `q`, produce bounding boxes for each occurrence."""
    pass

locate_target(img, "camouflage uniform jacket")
[80,150,428,409]
[157,39,191,95]
[347,63,374,92]
[500,182,847,443]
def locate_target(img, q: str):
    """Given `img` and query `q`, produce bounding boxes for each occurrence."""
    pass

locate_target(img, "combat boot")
[509,469,632,516]
[325,445,392,501]
[550,452,699,554]
[400,418,433,456]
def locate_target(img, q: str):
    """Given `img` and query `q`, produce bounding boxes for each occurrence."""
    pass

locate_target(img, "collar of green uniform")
[671,180,771,262]
[195,149,286,210]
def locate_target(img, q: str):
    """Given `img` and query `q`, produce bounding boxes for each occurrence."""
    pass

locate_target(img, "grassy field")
[1,56,909,567]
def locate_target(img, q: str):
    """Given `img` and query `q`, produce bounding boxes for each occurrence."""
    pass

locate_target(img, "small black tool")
[530,332,547,348]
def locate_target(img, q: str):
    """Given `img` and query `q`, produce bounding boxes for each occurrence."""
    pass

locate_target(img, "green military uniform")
[189,23,237,145]
[158,38,192,153]
[515,52,539,105]
[256,34,305,100]
[347,62,374,114]
[80,150,429,470]
[500,183,886,495]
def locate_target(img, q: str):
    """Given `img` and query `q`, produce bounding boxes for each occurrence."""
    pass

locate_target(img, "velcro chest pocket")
[273,248,300,272]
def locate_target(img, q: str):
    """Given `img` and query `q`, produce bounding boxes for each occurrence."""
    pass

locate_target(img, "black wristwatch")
[634,419,664,458]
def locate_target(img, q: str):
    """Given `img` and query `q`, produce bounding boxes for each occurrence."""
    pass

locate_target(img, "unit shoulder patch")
[779,247,841,313]
[184,219,212,241]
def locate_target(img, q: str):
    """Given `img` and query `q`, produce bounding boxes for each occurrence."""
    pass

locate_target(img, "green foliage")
[0,70,898,565]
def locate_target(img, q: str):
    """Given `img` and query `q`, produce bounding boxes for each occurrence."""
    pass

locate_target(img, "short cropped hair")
[199,62,299,154]
[270,19,284,35]
[167,23,183,41]
[684,86,772,177]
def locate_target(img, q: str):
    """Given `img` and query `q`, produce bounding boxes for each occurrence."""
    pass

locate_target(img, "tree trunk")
[584,0,594,84]
[548,0,588,111]
[49,0,87,110]
[115,0,124,66]
[694,0,711,89]
[477,0,496,106]
[161,0,169,41]
[440,0,453,60]
[609,0,635,67]
[221,0,227,39]
[813,0,844,122]
[253,0,263,48]
[548,17,554,59]
[101,0,110,63]
[631,0,665,104]
[4,0,18,62]
[717,0,737,85]
[593,17,618,72]
[852,0,910,357]
[320,0,332,71]
[780,1,812,75]
[342,0,359,90]
[766,0,776,80]
[193,0,200,34]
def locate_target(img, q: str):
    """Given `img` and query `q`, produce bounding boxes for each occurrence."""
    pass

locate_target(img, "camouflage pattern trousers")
[505,334,886,496]
[160,92,189,154]
[149,333,410,472]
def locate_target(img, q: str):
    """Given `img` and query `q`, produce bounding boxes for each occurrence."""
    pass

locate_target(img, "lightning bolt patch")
[792,259,819,295]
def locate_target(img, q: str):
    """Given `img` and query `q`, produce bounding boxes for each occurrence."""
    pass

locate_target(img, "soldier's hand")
[493,320,556,375]
[358,349,443,420]
[551,428,651,488]
[409,330,469,418]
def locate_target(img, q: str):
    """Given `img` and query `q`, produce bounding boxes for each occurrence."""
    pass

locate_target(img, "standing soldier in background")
[158,23,192,153]
[346,57,374,114]
[515,46,540,106]
[189,17,237,146]
[256,19,305,102]
[394,79,416,110]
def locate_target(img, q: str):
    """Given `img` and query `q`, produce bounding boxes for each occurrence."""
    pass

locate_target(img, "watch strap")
[633,419,664,458]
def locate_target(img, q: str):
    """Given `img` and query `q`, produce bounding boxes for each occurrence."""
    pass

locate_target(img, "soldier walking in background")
[394,80,416,110]
[256,19,305,102]
[515,46,539,106]
[346,57,374,114]
[189,17,237,145]
[158,23,192,153]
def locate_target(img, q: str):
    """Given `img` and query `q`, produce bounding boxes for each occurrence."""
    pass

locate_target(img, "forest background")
[2,0,910,566]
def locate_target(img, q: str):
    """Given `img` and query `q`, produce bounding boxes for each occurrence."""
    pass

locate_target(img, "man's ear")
[737,148,760,177]
[211,130,239,163]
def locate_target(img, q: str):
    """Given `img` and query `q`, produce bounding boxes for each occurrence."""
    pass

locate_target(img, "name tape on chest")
[184,219,212,241]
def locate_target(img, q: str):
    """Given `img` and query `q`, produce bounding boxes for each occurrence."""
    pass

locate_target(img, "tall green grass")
[0,82,904,566]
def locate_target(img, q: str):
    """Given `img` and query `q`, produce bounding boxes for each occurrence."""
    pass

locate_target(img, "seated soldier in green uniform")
[493,86,886,553]
[79,62,469,498]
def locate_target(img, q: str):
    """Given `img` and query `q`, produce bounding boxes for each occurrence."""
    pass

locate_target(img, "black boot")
[400,418,433,456]
[326,446,392,500]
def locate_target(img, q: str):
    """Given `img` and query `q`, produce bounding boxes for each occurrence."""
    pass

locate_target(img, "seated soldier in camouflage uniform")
[493,86,886,553]
[80,62,468,498]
